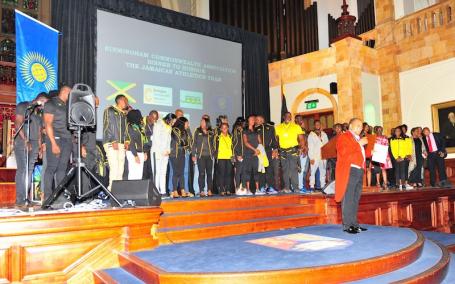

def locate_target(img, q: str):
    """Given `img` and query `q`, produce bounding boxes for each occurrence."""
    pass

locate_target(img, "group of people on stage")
[14,86,451,206]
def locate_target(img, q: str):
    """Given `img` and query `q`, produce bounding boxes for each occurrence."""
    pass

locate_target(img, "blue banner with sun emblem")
[15,10,59,103]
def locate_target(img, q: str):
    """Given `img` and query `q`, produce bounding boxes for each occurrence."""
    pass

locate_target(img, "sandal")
[207,190,213,197]
[171,191,180,198]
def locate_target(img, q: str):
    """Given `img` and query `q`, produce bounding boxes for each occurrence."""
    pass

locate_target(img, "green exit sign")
[306,101,318,109]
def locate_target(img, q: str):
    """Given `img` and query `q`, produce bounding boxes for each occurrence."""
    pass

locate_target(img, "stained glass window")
[2,0,18,6]
[23,0,39,11]
[0,39,15,62]
[1,8,15,34]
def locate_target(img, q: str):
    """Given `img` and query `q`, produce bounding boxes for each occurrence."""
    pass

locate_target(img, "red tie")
[427,136,434,152]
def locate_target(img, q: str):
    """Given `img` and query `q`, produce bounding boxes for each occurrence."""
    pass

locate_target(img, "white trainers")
[245,189,253,196]
[405,184,414,190]
[236,186,246,196]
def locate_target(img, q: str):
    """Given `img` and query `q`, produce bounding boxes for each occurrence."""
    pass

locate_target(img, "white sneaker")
[255,189,265,195]
[236,186,246,196]
[245,189,253,196]
[405,184,414,190]
[398,185,403,191]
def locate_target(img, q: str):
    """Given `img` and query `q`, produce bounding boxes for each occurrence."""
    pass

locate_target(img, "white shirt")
[150,119,171,156]
[307,130,329,161]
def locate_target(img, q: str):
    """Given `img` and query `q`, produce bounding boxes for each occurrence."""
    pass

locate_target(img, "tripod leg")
[41,166,76,209]
[83,167,123,207]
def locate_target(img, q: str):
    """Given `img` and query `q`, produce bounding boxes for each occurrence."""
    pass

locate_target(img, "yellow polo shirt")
[217,134,233,159]
[275,122,304,149]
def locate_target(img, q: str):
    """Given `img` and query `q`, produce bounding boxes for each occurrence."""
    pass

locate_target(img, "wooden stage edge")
[0,207,162,284]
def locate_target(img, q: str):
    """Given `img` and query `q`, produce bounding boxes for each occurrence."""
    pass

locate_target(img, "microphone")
[26,101,43,110]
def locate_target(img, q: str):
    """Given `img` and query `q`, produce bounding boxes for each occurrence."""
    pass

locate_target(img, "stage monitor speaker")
[330,82,338,94]
[322,180,335,195]
[68,83,96,128]
[111,179,161,206]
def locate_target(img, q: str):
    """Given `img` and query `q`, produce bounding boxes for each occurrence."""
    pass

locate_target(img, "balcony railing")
[0,61,16,86]
[398,0,454,40]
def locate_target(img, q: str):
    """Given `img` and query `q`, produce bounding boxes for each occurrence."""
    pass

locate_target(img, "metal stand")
[13,106,34,205]
[41,125,122,209]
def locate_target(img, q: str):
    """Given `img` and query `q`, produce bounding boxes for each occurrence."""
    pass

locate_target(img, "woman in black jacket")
[192,117,215,197]
[126,109,149,180]
[170,117,190,198]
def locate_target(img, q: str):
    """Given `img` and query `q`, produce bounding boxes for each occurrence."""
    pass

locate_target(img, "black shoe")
[343,226,359,234]
[355,226,368,232]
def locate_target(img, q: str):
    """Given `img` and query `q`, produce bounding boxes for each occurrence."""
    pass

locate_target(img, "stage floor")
[101,224,455,283]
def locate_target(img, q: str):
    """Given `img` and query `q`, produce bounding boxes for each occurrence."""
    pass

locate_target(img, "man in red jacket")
[335,118,369,234]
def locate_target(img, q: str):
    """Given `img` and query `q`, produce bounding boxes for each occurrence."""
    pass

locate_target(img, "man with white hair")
[335,118,369,234]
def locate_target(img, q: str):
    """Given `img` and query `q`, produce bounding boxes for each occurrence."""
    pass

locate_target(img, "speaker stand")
[42,126,122,209]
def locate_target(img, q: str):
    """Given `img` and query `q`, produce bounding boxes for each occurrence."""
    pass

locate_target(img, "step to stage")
[95,224,455,284]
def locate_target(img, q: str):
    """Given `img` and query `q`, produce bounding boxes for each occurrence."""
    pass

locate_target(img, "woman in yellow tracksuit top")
[390,127,413,190]
[215,123,233,195]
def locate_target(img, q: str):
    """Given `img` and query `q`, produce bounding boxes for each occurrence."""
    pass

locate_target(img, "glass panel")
[320,116,327,129]
[327,114,334,129]
[23,0,39,10]
[448,7,453,22]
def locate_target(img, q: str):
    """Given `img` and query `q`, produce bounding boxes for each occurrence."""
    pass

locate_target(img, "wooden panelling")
[312,187,455,233]
[0,207,162,283]
[209,0,318,61]
[0,182,15,207]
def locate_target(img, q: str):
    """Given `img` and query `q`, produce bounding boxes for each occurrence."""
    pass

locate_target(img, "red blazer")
[335,132,365,202]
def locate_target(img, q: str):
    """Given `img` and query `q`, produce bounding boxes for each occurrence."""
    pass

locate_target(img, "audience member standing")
[192,117,215,196]
[102,94,129,190]
[422,127,450,188]
[390,127,413,190]
[151,113,174,196]
[308,120,329,191]
[275,112,304,193]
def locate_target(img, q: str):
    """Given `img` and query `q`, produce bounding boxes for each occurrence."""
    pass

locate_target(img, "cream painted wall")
[269,74,337,124]
[361,72,382,126]
[400,57,455,158]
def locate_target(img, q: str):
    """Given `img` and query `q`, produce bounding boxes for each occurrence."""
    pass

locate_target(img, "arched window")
[448,6,453,22]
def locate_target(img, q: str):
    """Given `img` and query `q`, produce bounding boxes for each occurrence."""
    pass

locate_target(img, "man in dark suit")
[422,127,451,188]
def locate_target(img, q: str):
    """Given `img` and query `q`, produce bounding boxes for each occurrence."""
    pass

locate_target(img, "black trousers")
[42,137,73,200]
[265,151,280,189]
[341,167,363,230]
[243,155,259,185]
[395,160,407,183]
[280,150,299,191]
[197,156,213,192]
[409,158,423,184]
[217,159,232,193]
[14,139,39,204]
[427,152,448,186]
[171,155,185,191]
[234,159,244,188]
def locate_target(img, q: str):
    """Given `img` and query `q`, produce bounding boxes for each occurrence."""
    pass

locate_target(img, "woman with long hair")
[372,126,391,190]
[126,109,149,180]
[390,127,413,190]
[170,117,191,198]
[242,115,262,195]
[192,117,215,197]
[150,113,175,196]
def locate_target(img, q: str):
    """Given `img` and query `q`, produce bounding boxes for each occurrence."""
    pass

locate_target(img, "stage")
[2,185,455,283]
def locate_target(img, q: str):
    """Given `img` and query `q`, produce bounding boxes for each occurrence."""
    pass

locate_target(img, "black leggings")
[217,159,232,193]
[197,156,213,192]
[171,155,185,191]
[234,159,244,188]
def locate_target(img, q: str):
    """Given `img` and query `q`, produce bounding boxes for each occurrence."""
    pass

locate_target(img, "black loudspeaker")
[68,84,96,128]
[330,82,338,94]
[322,180,335,195]
[111,179,162,206]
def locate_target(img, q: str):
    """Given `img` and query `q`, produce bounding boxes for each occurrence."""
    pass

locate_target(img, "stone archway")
[291,88,338,121]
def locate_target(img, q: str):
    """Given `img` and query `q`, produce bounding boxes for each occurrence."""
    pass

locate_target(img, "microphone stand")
[13,104,38,206]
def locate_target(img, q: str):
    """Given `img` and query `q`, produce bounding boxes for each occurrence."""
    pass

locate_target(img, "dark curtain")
[51,0,270,120]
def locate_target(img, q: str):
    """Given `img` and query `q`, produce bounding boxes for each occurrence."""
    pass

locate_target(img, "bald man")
[335,118,368,234]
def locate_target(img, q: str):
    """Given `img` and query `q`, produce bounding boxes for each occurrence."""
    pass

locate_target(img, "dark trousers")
[14,139,39,204]
[81,146,97,194]
[217,159,232,193]
[171,155,185,191]
[197,156,213,192]
[341,167,363,229]
[243,155,259,186]
[409,158,423,184]
[428,152,448,186]
[42,137,73,200]
[280,150,299,191]
[234,159,244,188]
[265,151,280,189]
[327,158,337,182]
[395,160,407,183]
